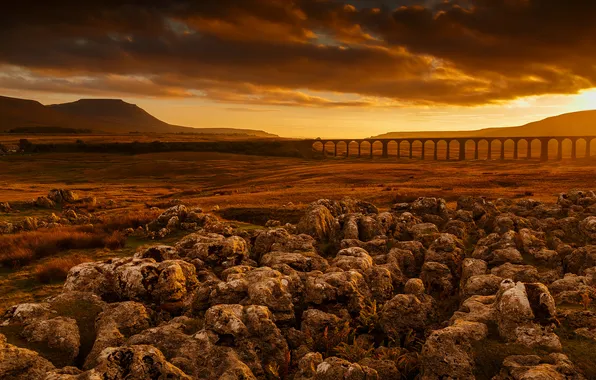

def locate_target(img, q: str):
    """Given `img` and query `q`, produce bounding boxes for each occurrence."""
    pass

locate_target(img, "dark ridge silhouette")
[0,95,277,137]
[373,110,596,139]
[49,99,173,133]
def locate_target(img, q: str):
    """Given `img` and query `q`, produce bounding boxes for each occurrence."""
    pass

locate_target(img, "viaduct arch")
[302,136,595,161]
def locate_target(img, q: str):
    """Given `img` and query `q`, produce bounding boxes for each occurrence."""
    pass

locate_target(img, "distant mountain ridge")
[0,95,278,137]
[372,110,596,139]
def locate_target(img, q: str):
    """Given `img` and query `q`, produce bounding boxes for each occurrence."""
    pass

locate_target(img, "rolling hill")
[372,110,596,139]
[0,95,277,137]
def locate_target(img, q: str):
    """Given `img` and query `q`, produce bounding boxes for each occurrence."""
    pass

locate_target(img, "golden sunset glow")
[1,0,595,138]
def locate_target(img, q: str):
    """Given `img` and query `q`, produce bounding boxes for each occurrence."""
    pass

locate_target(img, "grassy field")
[0,132,286,145]
[1,151,594,205]
[0,150,595,310]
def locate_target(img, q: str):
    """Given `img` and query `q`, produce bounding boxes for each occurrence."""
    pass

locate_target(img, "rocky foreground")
[2,191,596,379]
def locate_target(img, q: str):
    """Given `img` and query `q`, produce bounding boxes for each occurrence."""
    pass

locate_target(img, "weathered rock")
[463,274,503,297]
[294,352,324,380]
[65,257,199,304]
[424,233,465,278]
[175,233,249,269]
[420,261,454,295]
[0,333,56,380]
[411,197,449,221]
[370,250,407,288]
[48,189,78,203]
[333,247,373,272]
[364,266,394,301]
[86,345,192,379]
[495,280,535,340]
[581,216,596,242]
[495,280,562,351]
[253,228,316,260]
[305,270,371,313]
[565,245,596,275]
[421,320,488,379]
[475,247,524,266]
[21,316,80,367]
[358,358,400,379]
[1,302,56,326]
[461,258,488,284]
[315,357,378,380]
[0,201,11,212]
[204,304,289,377]
[124,318,205,377]
[491,263,540,283]
[301,309,346,351]
[340,237,390,256]
[133,244,179,261]
[202,266,297,322]
[0,221,14,234]
[450,295,496,324]
[493,353,587,380]
[404,278,425,295]
[379,293,436,335]
[407,223,439,246]
[84,301,151,369]
[35,196,55,208]
[261,250,329,272]
[297,204,337,242]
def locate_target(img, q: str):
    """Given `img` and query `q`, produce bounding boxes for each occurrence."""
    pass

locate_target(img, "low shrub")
[35,255,91,283]
[104,231,127,250]
[98,209,161,232]
[0,228,127,268]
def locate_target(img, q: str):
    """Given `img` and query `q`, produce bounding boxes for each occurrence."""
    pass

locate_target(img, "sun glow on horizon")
[3,87,595,140]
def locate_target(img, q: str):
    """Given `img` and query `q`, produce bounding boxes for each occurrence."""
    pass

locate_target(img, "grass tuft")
[34,255,91,283]
[0,227,127,268]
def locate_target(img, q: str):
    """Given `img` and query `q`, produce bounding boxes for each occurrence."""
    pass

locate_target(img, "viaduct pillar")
[540,138,549,161]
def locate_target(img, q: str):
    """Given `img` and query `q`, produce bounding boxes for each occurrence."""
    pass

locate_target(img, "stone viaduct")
[296,136,596,161]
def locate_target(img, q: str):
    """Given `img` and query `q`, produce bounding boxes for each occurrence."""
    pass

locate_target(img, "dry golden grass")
[0,132,285,145]
[0,151,594,208]
[34,255,91,284]
[0,228,126,268]
[96,209,161,232]
[0,149,594,311]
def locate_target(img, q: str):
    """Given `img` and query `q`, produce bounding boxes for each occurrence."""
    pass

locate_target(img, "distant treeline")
[18,139,310,158]
[8,126,93,134]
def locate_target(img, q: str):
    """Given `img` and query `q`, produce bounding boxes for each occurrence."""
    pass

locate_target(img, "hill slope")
[49,99,180,133]
[0,95,277,137]
[373,110,596,139]
[0,96,93,131]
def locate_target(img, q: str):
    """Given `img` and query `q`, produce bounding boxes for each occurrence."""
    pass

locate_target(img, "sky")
[1,0,595,139]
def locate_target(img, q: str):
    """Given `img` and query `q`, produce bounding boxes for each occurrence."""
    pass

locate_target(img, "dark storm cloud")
[0,0,594,106]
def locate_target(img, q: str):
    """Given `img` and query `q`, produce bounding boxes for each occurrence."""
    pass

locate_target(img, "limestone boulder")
[379,293,436,335]
[261,250,329,272]
[85,345,192,379]
[315,357,378,380]
[203,304,290,378]
[493,354,587,380]
[305,270,371,313]
[0,333,55,380]
[421,320,488,379]
[297,204,337,242]
[175,232,250,269]
[21,316,80,367]
[253,228,316,260]
[84,301,151,369]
